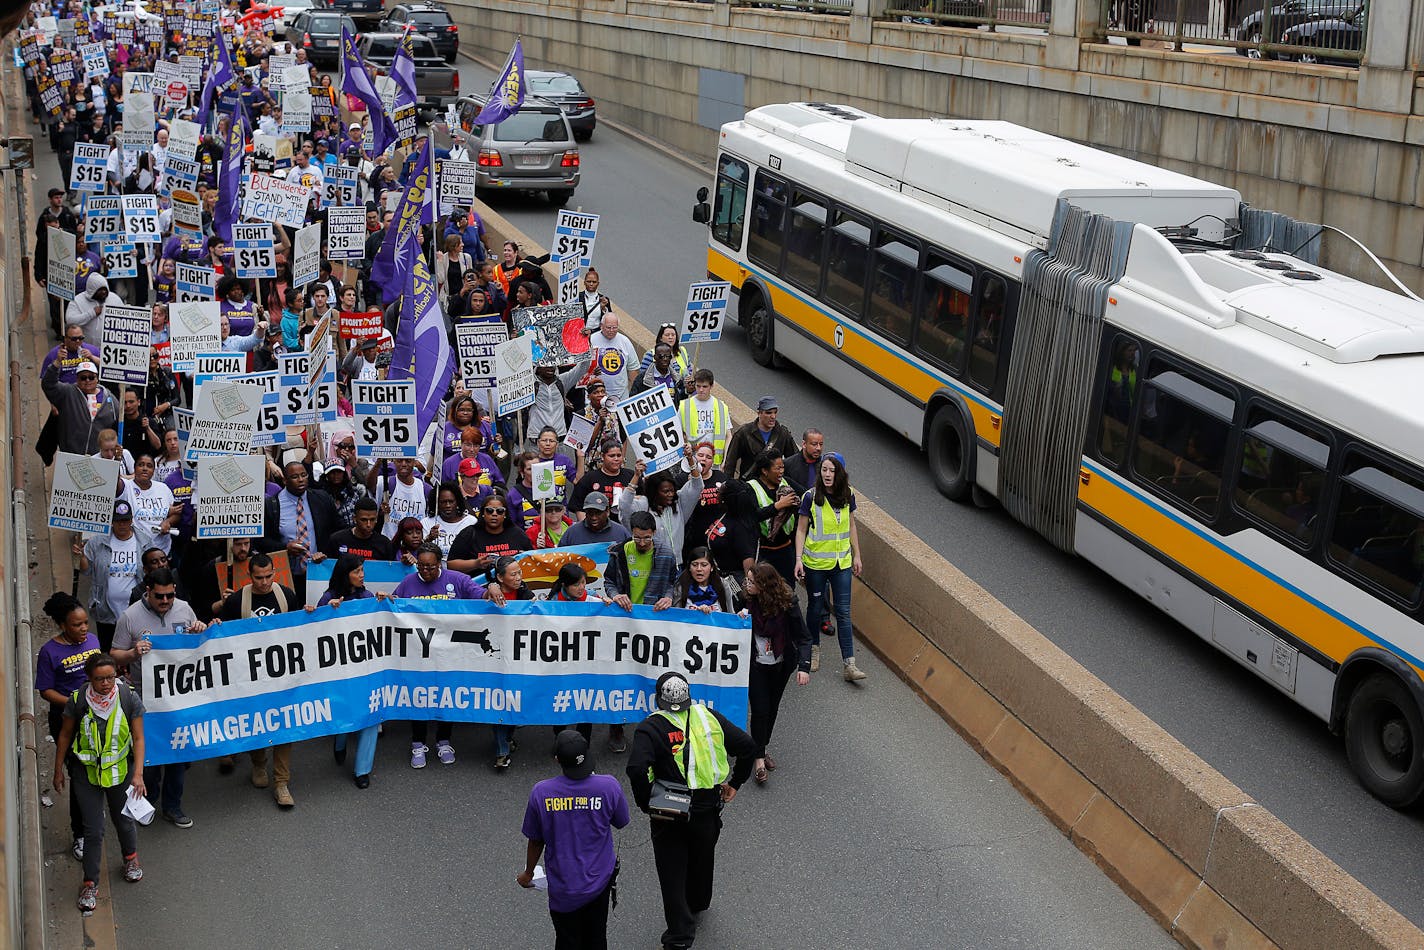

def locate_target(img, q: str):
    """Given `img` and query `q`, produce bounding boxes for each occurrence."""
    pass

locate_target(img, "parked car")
[525,70,596,141]
[358,32,460,110]
[1281,5,1366,63]
[1234,0,1356,57]
[314,0,386,20]
[453,95,580,205]
[279,0,315,38]
[290,10,358,67]
[378,3,459,63]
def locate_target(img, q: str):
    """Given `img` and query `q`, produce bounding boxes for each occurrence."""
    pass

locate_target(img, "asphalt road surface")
[14,116,1169,947]
[450,54,1424,924]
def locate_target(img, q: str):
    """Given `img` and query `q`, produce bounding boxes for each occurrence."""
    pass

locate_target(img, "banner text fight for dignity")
[142,599,749,764]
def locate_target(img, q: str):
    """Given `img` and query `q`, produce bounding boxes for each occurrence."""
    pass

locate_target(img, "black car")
[1281,5,1366,63]
[525,70,596,142]
[378,3,459,63]
[1234,0,1357,57]
[290,10,358,68]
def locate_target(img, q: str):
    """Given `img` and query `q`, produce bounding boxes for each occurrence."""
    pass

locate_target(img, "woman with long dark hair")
[794,454,866,682]
[742,563,811,786]
[671,547,734,613]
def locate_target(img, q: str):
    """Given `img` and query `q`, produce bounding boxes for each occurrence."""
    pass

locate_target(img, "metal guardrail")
[882,0,1051,30]
[1102,0,1367,62]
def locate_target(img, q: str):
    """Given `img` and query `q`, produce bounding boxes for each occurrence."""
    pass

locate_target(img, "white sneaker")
[843,659,867,682]
[436,740,455,765]
[410,743,429,769]
[71,837,84,861]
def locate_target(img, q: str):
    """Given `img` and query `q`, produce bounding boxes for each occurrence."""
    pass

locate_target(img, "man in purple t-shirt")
[519,729,630,949]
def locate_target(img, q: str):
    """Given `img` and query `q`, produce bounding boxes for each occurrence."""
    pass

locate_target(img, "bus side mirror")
[692,186,711,223]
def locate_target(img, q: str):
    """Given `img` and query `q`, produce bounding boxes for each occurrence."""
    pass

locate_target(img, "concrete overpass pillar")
[1358,0,1418,113]
[1045,0,1100,70]
[853,0,880,46]
[714,0,731,28]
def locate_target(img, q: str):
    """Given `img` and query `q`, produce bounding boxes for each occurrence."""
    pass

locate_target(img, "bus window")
[711,155,749,252]
[747,175,788,272]
[783,191,827,294]
[866,231,919,344]
[823,210,870,318]
[1231,411,1330,547]
[1097,336,1140,466]
[1328,457,1424,605]
[913,253,973,373]
[969,275,1007,389]
[1130,366,1236,519]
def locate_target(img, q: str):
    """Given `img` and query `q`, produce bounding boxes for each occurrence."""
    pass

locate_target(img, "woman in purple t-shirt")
[36,592,101,861]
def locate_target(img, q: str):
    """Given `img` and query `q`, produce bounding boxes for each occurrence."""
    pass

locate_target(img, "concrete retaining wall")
[475,198,1424,949]
[446,0,1424,291]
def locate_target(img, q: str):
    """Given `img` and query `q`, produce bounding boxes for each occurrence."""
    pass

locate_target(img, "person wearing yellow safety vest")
[626,672,757,950]
[746,449,799,586]
[54,652,148,914]
[678,369,731,469]
[794,454,866,682]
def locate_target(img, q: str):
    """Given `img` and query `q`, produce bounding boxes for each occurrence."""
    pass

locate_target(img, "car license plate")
[563,105,577,114]
[518,155,543,167]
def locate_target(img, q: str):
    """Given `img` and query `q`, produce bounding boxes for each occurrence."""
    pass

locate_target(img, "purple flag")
[212,111,246,243]
[340,25,396,155]
[388,224,454,449]
[197,34,235,130]
[369,139,432,305]
[472,40,526,126]
[389,28,419,150]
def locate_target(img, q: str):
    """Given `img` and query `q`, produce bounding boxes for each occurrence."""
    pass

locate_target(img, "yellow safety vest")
[655,705,730,789]
[70,690,133,788]
[749,478,795,539]
[679,396,730,467]
[802,493,853,570]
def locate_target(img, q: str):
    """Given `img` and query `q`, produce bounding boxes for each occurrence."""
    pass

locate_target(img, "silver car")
[454,96,580,206]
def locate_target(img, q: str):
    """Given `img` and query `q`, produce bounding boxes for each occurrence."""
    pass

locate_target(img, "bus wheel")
[746,297,776,367]
[1345,673,1424,807]
[927,405,973,502]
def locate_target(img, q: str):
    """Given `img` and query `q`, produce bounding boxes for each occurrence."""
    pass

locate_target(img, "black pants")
[651,808,722,949]
[551,723,593,742]
[759,542,796,588]
[550,881,612,950]
[48,706,82,841]
[47,295,64,340]
[96,622,116,654]
[37,412,59,467]
[748,660,792,758]
[411,720,452,744]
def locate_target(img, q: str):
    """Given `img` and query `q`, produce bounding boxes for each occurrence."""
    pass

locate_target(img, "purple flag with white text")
[472,40,526,126]
[212,111,246,243]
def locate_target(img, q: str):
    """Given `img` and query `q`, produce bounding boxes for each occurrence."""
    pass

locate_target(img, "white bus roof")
[739,103,1242,245]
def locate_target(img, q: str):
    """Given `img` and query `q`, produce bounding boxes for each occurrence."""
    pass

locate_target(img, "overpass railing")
[731,0,1051,29]
[1102,0,1367,62]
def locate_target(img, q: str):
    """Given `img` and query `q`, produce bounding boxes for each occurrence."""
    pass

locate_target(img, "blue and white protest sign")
[681,281,731,345]
[169,304,222,374]
[176,262,216,302]
[232,371,287,449]
[140,598,750,764]
[494,333,536,414]
[279,352,337,426]
[80,41,108,79]
[323,163,358,208]
[551,210,599,305]
[353,379,417,459]
[233,224,277,279]
[163,157,199,195]
[122,194,162,243]
[101,240,138,280]
[48,452,123,534]
[70,142,109,193]
[617,386,685,474]
[193,352,247,386]
[193,456,266,539]
[85,195,124,240]
[98,303,153,387]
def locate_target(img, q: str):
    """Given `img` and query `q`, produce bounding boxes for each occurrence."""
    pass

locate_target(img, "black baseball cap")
[554,729,593,779]
[655,671,690,713]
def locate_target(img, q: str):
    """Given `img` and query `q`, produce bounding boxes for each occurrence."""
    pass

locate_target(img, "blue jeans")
[492,724,516,756]
[143,762,188,815]
[334,725,380,777]
[804,565,854,660]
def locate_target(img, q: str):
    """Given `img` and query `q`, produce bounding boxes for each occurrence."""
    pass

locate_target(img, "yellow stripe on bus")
[1079,467,1393,668]
[707,247,1002,449]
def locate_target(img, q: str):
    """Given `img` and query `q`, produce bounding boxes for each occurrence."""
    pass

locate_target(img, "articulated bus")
[692,102,1424,807]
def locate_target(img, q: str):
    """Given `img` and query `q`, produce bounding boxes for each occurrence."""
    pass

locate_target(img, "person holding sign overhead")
[618,448,703,567]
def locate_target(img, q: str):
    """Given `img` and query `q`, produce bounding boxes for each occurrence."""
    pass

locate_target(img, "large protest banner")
[142,599,750,764]
[48,452,123,534]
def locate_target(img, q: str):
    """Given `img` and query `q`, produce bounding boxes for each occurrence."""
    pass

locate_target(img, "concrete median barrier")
[473,201,1423,950]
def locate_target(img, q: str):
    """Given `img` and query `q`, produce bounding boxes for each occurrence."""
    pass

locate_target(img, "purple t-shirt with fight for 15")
[35,634,102,698]
[521,773,630,912]
[391,570,486,600]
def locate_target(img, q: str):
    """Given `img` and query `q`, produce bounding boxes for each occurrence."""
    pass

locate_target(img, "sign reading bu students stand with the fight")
[139,599,749,765]
[353,380,417,459]
[494,333,536,415]
[241,172,313,229]
[233,224,277,279]
[186,377,263,462]
[193,456,267,539]
[681,280,731,345]
[617,386,685,474]
[99,304,153,387]
[48,453,123,535]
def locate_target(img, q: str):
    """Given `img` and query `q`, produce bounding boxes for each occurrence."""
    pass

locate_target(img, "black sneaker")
[162,810,194,829]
